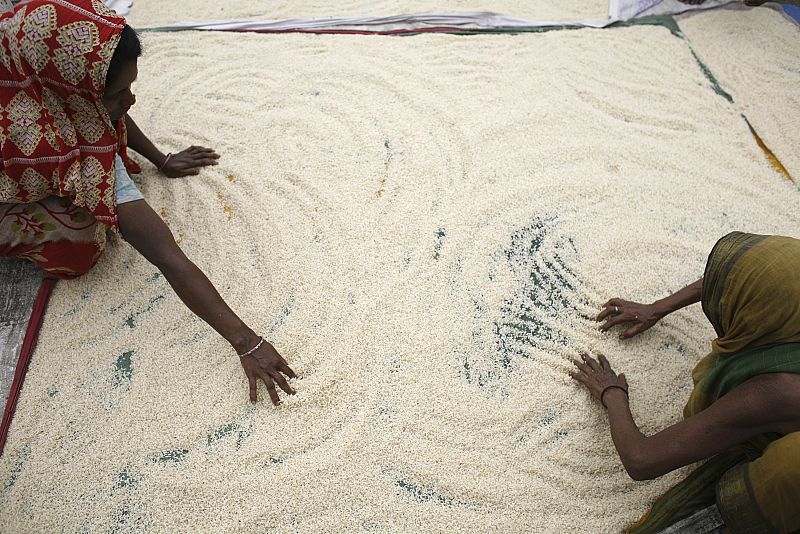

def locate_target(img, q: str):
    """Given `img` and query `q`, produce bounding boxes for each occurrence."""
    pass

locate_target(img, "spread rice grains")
[1,26,798,533]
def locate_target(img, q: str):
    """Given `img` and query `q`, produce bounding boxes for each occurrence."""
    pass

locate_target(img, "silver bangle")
[238,337,264,358]
[158,152,173,171]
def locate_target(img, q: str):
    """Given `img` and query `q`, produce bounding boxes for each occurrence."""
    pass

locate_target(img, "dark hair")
[105,25,142,88]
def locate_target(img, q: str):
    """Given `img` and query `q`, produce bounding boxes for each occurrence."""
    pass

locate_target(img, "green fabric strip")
[697,343,800,404]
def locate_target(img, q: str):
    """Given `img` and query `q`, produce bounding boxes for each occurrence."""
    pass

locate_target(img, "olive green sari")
[629,233,800,534]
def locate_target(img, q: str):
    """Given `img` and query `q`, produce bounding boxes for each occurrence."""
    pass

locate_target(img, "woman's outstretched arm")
[570,354,800,480]
[117,199,295,405]
[597,278,703,339]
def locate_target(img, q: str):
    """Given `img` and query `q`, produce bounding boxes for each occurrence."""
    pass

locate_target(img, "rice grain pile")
[125,0,609,27]
[1,27,798,533]
[678,6,800,177]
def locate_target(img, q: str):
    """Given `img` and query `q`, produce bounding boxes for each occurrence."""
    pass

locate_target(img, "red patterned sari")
[0,0,135,279]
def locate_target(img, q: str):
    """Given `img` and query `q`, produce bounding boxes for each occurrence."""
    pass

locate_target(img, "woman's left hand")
[570,353,629,405]
[161,145,219,177]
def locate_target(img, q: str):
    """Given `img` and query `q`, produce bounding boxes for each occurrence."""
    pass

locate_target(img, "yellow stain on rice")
[217,192,234,221]
[227,174,236,183]
[376,154,391,199]
[751,128,794,184]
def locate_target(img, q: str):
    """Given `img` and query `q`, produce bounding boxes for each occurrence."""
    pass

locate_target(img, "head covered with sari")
[686,231,800,416]
[0,0,130,228]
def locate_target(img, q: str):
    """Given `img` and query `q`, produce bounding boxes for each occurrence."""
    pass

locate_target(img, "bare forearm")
[603,390,653,480]
[573,355,795,485]
[157,253,258,354]
[651,278,702,318]
[117,200,258,354]
[118,200,297,405]
[125,114,168,169]
[604,388,709,480]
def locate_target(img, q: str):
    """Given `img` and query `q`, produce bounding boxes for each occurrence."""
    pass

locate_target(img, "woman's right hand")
[597,299,663,339]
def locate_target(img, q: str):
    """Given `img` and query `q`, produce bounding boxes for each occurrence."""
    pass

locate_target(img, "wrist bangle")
[238,337,264,358]
[600,385,629,408]
[158,152,172,171]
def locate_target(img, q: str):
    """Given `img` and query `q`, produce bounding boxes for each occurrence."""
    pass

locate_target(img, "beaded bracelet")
[158,152,173,171]
[600,385,629,408]
[238,337,264,358]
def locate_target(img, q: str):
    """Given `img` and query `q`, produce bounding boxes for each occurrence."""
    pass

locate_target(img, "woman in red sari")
[0,0,295,405]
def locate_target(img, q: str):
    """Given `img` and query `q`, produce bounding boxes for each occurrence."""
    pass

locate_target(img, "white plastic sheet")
[613,0,734,19]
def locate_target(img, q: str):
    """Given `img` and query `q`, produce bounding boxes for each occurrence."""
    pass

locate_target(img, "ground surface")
[0,260,42,412]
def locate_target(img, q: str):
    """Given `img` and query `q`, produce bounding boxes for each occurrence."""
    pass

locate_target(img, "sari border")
[716,463,778,534]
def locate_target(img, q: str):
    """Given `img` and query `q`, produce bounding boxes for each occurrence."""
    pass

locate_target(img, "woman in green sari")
[572,232,800,533]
